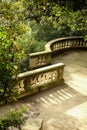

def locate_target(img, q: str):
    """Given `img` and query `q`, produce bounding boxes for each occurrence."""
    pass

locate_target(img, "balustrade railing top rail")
[45,36,84,51]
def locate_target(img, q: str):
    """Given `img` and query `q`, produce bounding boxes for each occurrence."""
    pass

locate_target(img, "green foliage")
[30,10,86,43]
[25,0,87,23]
[0,0,29,103]
[18,32,46,72]
[23,0,87,43]
[34,0,87,11]
[24,0,87,38]
[0,106,27,130]
[19,33,45,53]
[33,19,70,42]
[33,20,59,42]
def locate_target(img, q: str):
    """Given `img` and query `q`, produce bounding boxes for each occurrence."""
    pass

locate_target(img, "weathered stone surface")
[9,127,19,130]
[22,118,43,130]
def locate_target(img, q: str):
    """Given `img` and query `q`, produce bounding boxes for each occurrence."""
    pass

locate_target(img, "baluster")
[80,40,82,47]
[43,56,46,64]
[65,41,67,48]
[31,76,36,88]
[53,44,56,51]
[53,70,57,80]
[41,74,44,84]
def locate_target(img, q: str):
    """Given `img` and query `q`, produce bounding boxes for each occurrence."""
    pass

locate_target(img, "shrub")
[0,106,27,130]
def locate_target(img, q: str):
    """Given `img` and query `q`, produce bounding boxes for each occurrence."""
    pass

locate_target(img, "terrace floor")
[0,50,87,130]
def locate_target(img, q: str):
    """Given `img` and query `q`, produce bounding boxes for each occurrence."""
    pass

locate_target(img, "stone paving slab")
[52,50,87,96]
[65,101,87,120]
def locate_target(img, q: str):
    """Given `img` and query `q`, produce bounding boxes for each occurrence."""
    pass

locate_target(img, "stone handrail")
[17,63,65,98]
[29,36,86,69]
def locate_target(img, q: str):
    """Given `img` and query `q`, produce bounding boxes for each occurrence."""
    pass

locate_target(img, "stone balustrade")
[46,36,86,52]
[29,36,86,69]
[17,63,65,97]
[17,36,87,98]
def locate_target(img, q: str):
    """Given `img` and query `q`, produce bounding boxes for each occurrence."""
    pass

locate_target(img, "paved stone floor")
[0,50,87,130]
[52,50,87,96]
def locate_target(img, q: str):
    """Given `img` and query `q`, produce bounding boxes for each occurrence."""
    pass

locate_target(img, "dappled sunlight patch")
[65,101,87,120]
[67,72,87,96]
